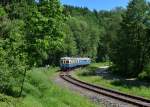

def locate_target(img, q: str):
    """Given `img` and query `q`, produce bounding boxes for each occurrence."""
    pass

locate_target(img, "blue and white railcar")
[60,57,91,70]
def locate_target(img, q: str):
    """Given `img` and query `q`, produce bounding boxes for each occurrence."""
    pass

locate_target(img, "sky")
[61,0,149,11]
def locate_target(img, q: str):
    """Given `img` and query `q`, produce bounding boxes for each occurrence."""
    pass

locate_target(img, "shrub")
[0,93,17,107]
[138,64,150,81]
[23,82,42,98]
[78,68,96,76]
[27,68,50,91]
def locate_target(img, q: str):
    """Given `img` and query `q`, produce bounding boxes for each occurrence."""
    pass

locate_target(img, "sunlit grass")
[90,62,110,68]
[0,67,99,107]
[72,63,150,99]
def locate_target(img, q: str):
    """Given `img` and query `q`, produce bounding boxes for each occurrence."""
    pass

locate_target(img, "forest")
[0,0,150,106]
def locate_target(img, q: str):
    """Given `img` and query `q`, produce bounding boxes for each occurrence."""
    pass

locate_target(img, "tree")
[0,0,65,97]
[110,0,150,76]
[0,5,27,95]
[24,0,65,66]
[63,24,77,57]
[63,5,101,60]
[97,9,124,62]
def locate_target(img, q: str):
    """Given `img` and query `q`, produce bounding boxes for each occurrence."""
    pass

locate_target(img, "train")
[60,57,91,71]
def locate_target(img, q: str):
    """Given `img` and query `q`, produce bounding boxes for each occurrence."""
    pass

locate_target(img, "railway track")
[60,72,150,107]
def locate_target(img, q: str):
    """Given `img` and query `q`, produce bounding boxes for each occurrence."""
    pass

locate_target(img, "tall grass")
[0,67,98,107]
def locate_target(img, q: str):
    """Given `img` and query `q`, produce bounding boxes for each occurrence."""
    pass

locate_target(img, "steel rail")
[60,73,150,107]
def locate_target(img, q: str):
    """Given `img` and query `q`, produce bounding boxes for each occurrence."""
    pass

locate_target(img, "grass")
[89,62,110,68]
[72,62,150,99]
[0,67,99,107]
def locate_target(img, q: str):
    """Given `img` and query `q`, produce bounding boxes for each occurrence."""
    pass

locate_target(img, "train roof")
[61,57,90,60]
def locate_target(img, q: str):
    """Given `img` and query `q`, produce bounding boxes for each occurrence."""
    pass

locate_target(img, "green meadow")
[0,67,99,107]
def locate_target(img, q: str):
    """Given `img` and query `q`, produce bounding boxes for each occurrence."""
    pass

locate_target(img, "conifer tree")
[110,0,150,76]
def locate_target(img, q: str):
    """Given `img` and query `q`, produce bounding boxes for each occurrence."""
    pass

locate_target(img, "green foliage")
[63,6,100,59]
[97,9,124,61]
[0,7,27,95]
[26,68,50,93]
[0,0,65,97]
[0,93,17,107]
[4,67,97,107]
[139,63,150,81]
[4,0,31,20]
[64,1,150,79]
[23,0,65,66]
[109,0,150,77]
[0,5,6,16]
[25,5,50,66]
[63,24,77,56]
[63,5,126,62]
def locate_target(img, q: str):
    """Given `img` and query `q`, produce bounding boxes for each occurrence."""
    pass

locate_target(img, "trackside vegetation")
[72,63,150,99]
[0,67,98,107]
[109,0,150,77]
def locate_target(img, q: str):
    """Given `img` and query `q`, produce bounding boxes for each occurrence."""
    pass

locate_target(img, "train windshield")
[66,60,69,64]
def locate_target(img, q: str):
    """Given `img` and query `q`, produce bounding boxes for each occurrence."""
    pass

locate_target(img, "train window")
[66,60,69,64]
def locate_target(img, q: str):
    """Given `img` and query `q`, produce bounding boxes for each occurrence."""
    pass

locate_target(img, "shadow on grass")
[111,79,150,88]
[100,70,150,88]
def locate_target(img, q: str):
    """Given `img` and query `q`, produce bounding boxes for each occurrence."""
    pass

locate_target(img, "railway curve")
[60,71,150,107]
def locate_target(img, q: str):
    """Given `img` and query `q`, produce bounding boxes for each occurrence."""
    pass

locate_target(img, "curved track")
[60,72,150,107]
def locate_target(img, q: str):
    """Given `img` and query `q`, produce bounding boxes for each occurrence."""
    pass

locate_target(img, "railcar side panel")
[60,57,91,70]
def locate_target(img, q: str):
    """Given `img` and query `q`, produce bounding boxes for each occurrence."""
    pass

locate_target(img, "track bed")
[60,72,150,107]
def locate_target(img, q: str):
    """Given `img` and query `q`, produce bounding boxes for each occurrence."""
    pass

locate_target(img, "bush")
[27,68,50,90]
[23,82,42,98]
[138,64,150,81]
[0,93,17,107]
[78,68,96,76]
[23,68,51,97]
